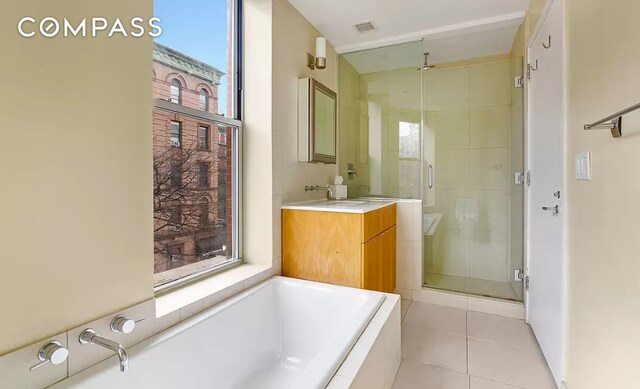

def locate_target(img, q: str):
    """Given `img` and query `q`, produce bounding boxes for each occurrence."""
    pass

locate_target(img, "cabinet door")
[362,233,383,291]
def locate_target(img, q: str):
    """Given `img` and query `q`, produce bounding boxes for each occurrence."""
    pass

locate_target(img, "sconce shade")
[315,37,327,69]
[316,37,327,58]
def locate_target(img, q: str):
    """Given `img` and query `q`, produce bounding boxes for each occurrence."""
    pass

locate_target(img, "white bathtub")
[52,277,386,389]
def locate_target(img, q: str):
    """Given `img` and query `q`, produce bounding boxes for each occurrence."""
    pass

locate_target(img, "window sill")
[155,263,272,318]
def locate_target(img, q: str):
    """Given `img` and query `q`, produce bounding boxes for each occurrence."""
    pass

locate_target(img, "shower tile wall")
[338,59,422,199]
[338,56,361,196]
[425,59,512,285]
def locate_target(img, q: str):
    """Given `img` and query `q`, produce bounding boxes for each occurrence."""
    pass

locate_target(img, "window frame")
[153,0,243,292]
[198,125,210,150]
[198,162,210,189]
[169,120,182,147]
[170,78,182,104]
[199,89,210,112]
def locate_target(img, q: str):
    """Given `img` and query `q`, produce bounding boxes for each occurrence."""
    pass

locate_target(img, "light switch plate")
[575,151,591,180]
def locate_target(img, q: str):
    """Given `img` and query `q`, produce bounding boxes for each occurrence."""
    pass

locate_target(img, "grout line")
[469,375,528,389]
[466,309,470,375]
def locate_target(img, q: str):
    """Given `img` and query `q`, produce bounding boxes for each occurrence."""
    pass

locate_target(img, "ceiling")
[288,0,530,69]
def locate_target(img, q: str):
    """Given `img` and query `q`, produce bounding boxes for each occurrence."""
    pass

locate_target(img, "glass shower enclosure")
[339,41,524,302]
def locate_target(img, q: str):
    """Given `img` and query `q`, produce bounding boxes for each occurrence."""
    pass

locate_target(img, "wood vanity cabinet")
[282,203,396,293]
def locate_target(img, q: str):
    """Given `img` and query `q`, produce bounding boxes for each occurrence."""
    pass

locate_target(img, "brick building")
[151,42,230,275]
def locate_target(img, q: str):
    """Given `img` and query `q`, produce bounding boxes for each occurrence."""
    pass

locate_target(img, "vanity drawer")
[380,203,396,232]
[362,204,396,242]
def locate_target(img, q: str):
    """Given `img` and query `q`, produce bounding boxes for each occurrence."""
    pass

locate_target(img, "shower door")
[422,53,525,302]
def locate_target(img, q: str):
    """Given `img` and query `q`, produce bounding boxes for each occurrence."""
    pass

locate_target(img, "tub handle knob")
[29,341,68,371]
[110,315,136,334]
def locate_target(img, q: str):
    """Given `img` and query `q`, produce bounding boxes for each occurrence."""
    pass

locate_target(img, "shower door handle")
[428,164,434,189]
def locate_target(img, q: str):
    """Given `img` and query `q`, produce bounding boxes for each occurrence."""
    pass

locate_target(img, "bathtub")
[51,277,387,389]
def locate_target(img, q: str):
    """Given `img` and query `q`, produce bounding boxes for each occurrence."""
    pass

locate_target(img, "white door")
[527,0,565,385]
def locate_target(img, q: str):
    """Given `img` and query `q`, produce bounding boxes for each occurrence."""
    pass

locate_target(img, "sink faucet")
[305,185,333,199]
[79,329,128,372]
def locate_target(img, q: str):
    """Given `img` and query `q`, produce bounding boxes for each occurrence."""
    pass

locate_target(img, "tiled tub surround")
[4,277,399,389]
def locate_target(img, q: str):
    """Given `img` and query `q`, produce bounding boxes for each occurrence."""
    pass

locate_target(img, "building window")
[198,163,210,188]
[169,210,181,229]
[170,121,181,147]
[198,125,209,150]
[170,79,182,104]
[199,89,210,112]
[170,163,182,189]
[152,0,241,290]
[199,198,209,226]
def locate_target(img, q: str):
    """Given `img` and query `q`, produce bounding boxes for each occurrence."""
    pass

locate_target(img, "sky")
[154,0,229,116]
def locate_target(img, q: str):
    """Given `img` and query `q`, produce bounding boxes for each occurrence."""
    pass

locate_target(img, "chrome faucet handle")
[110,315,136,334]
[29,341,69,371]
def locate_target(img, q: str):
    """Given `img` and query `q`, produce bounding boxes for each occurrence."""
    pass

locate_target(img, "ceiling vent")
[354,21,377,33]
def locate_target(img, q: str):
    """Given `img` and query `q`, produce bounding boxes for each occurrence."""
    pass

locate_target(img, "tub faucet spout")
[79,329,129,372]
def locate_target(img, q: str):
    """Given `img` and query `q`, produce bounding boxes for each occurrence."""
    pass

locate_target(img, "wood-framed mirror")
[298,78,337,164]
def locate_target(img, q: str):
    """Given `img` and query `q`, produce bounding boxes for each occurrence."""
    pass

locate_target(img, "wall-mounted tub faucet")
[79,329,128,372]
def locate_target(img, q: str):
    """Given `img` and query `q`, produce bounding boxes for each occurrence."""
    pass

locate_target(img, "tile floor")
[393,300,557,389]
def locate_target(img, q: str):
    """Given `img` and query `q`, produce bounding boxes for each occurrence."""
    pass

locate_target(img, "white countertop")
[281,199,397,214]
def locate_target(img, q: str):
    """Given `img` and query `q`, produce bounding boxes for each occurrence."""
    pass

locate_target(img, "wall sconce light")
[307,37,327,70]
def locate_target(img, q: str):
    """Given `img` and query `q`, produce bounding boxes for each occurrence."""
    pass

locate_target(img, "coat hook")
[542,35,552,49]
[530,60,539,71]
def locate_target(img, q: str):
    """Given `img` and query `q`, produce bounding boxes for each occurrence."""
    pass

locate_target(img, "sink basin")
[324,200,367,206]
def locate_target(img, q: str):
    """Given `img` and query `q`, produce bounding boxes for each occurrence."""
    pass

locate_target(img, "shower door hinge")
[514,76,525,88]
[515,269,525,281]
[515,270,530,291]
[526,171,531,187]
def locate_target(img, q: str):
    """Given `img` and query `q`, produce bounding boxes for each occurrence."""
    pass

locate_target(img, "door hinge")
[515,269,525,281]
[525,276,530,291]
[526,171,531,187]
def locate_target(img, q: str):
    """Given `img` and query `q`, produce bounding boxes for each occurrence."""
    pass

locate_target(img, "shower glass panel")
[422,55,525,302]
[338,41,524,302]
[338,42,423,199]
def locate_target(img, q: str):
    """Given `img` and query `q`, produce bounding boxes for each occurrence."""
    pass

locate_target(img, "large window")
[152,0,241,289]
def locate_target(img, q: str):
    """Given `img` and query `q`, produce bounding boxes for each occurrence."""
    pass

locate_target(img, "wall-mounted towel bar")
[584,102,640,138]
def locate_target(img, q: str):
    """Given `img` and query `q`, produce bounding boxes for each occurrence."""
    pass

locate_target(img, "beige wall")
[527,0,548,39]
[564,0,640,387]
[0,0,154,354]
[272,0,338,265]
[242,0,274,267]
[244,0,338,271]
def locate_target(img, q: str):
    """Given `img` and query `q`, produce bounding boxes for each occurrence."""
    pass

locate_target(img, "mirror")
[298,78,337,164]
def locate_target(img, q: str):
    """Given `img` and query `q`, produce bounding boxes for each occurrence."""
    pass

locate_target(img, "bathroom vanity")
[282,200,396,293]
